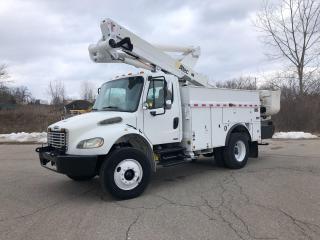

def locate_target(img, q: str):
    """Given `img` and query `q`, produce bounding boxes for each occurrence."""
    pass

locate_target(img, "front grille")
[47,130,67,149]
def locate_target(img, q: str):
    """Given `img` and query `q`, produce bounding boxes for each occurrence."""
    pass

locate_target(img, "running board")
[158,159,190,167]
[154,146,185,155]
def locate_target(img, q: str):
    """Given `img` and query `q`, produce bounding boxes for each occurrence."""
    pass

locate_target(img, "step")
[154,146,185,155]
[158,159,189,167]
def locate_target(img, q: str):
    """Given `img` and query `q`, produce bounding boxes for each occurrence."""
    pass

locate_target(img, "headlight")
[77,137,104,149]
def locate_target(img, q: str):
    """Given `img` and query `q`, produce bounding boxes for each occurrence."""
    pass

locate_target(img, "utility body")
[36,19,280,199]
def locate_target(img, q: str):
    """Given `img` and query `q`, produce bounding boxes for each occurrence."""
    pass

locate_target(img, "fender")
[225,123,252,146]
[114,132,156,172]
[66,123,156,171]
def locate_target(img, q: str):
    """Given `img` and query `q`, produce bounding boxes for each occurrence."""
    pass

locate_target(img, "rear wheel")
[100,147,151,199]
[224,133,249,169]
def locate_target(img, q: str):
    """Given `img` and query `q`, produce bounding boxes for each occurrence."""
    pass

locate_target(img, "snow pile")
[273,132,318,139]
[0,132,47,143]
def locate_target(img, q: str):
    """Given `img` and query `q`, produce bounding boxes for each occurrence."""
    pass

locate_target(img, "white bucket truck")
[36,19,280,199]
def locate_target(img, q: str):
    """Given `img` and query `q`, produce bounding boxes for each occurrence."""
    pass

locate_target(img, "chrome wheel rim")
[234,140,246,162]
[114,159,143,190]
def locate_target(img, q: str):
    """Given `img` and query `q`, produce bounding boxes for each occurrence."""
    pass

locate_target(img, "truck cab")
[37,73,185,198]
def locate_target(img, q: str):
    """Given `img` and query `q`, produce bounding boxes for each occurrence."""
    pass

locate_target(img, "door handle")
[173,117,179,129]
[149,108,165,116]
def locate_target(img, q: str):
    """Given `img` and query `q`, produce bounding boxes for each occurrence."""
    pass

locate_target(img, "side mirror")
[143,102,148,110]
[165,100,172,109]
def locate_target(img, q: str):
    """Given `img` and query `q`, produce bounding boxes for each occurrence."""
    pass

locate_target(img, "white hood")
[48,111,139,155]
[49,111,137,131]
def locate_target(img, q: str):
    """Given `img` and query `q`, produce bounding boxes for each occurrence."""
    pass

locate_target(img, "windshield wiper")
[101,105,120,111]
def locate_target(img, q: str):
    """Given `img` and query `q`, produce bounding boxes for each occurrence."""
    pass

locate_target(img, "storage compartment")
[211,108,225,147]
[222,108,254,124]
[191,108,211,151]
[180,86,262,151]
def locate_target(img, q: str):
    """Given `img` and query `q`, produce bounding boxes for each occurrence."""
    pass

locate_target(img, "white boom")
[88,18,210,87]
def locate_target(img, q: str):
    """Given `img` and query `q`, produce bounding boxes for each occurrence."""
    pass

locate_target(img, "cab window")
[146,79,165,109]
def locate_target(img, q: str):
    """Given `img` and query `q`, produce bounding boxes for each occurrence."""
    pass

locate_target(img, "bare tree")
[216,76,257,90]
[12,86,31,103]
[80,80,95,102]
[47,80,66,105]
[256,0,320,95]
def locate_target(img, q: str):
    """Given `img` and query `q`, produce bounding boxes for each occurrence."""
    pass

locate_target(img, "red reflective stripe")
[191,103,257,108]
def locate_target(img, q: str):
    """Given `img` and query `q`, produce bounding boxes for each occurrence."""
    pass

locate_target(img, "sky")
[0,0,279,100]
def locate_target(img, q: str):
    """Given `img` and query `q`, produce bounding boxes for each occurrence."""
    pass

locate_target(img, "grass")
[0,105,63,134]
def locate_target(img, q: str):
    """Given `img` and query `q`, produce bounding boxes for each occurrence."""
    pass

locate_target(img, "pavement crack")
[125,214,141,240]
[278,208,320,240]
[0,187,95,223]
[200,196,219,221]
[210,173,278,240]
[0,201,61,223]
[229,173,250,204]
[154,194,214,220]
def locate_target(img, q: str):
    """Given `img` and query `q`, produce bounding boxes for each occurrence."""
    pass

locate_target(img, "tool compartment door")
[191,108,211,151]
[222,108,254,124]
[211,108,225,147]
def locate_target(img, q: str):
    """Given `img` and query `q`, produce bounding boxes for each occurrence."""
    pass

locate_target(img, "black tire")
[223,133,249,169]
[213,147,225,167]
[67,174,96,181]
[100,147,151,200]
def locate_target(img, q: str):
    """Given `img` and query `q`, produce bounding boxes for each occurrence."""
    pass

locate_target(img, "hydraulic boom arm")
[88,18,210,87]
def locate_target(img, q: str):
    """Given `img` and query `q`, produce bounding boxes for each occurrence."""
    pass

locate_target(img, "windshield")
[93,76,144,112]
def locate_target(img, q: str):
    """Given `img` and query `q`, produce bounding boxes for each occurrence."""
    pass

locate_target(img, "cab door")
[143,76,180,145]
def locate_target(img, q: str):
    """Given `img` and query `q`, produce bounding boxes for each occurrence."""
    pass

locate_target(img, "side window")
[146,79,165,109]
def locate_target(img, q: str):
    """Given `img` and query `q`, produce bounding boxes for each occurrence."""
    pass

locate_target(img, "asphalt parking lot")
[0,139,320,240]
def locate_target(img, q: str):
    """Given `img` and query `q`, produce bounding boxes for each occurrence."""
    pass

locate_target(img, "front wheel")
[100,147,151,199]
[224,133,249,169]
